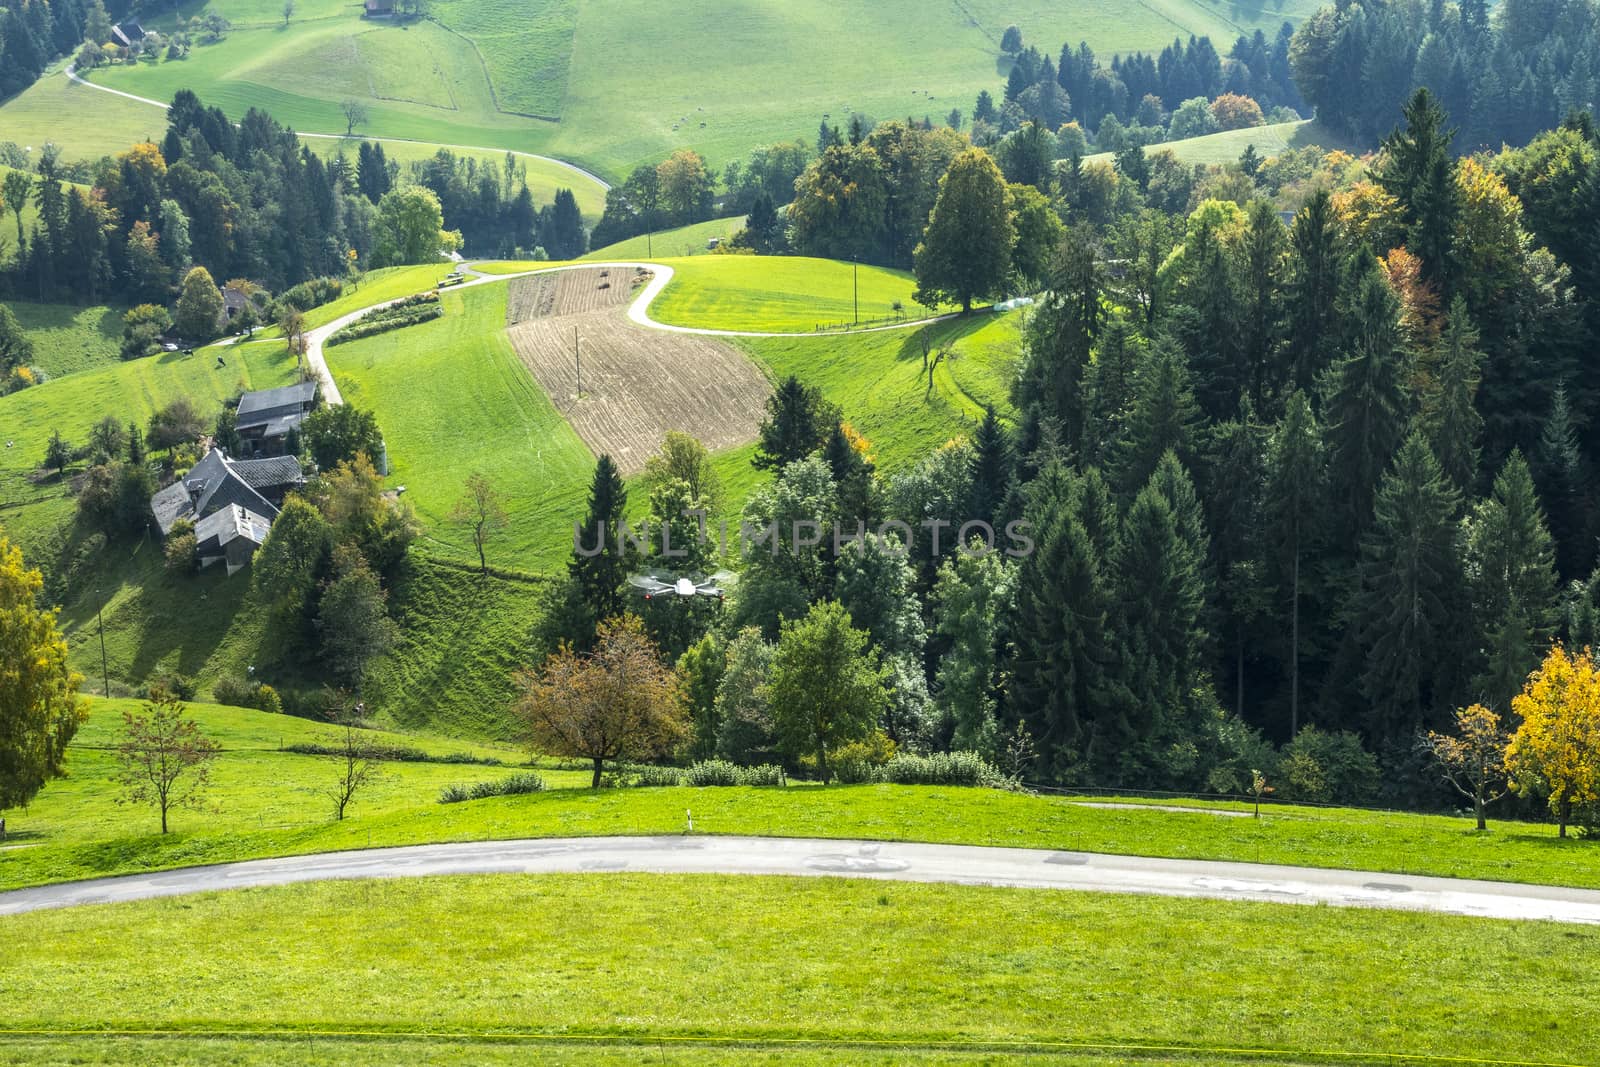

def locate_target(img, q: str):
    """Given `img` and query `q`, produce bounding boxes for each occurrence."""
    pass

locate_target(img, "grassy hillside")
[3,299,125,378]
[5,874,1596,1065]
[327,281,595,570]
[1087,118,1365,167]
[648,255,945,332]
[12,0,1325,179]
[581,215,748,261]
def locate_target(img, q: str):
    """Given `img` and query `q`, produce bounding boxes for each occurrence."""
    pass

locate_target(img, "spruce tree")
[1238,199,1287,409]
[1533,383,1591,579]
[1110,337,1203,497]
[569,454,633,626]
[822,421,876,527]
[1085,314,1143,468]
[1007,465,1116,779]
[1285,190,1345,392]
[1466,450,1559,709]
[1264,391,1324,736]
[1320,262,1411,544]
[1376,88,1461,293]
[1422,297,1484,495]
[754,375,837,471]
[967,405,1013,527]
[1356,433,1465,742]
[1013,226,1102,455]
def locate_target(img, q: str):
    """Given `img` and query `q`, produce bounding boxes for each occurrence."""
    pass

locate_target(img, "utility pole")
[647,229,653,258]
[95,589,110,697]
[853,257,859,325]
[574,326,581,399]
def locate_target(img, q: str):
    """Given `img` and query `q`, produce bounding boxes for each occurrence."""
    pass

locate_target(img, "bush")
[276,277,344,313]
[684,759,744,786]
[740,763,786,787]
[327,300,442,345]
[213,674,283,715]
[879,751,1008,788]
[633,765,684,787]
[147,672,197,701]
[438,772,546,803]
[164,519,198,575]
[1275,726,1380,805]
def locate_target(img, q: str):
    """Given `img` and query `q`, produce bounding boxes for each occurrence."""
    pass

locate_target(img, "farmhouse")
[221,285,251,322]
[110,19,144,47]
[236,381,318,456]
[193,504,275,576]
[150,448,304,537]
[364,0,395,16]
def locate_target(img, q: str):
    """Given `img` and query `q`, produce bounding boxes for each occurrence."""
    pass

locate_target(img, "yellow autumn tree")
[1426,703,1510,831]
[0,536,90,814]
[1506,645,1600,837]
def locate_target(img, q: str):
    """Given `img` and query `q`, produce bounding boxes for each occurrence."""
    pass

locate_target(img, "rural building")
[110,20,144,46]
[364,0,395,16]
[236,381,319,456]
[150,448,304,537]
[194,505,275,576]
[221,285,251,322]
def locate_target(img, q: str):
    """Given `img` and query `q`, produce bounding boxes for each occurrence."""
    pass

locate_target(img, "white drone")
[628,571,733,602]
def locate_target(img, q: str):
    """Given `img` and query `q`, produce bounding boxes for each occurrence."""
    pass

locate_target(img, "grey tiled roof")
[231,455,304,492]
[195,505,273,554]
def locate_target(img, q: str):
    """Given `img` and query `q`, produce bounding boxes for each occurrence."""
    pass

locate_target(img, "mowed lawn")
[3,874,1597,1065]
[647,255,943,332]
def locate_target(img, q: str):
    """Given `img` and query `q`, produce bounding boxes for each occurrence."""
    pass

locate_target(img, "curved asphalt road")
[4,835,1599,922]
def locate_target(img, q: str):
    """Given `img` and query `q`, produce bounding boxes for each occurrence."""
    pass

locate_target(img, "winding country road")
[4,835,1599,922]
[302,261,978,407]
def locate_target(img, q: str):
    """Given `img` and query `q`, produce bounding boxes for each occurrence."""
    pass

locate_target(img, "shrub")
[879,751,1008,788]
[147,672,197,701]
[213,674,283,715]
[327,301,442,345]
[276,277,344,313]
[684,759,744,786]
[438,772,546,803]
[740,763,787,787]
[1275,726,1380,805]
[634,765,684,787]
[163,519,198,575]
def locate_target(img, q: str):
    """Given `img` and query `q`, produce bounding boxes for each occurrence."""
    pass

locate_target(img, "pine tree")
[1356,433,1465,742]
[1285,190,1345,392]
[1422,297,1484,494]
[1007,465,1117,779]
[1321,262,1411,543]
[1012,226,1101,455]
[1264,391,1324,736]
[967,406,1013,527]
[1238,199,1287,409]
[822,421,876,527]
[1376,88,1461,292]
[1110,337,1203,497]
[1533,383,1591,579]
[754,376,837,471]
[1085,314,1144,468]
[1466,450,1559,709]
[569,454,634,628]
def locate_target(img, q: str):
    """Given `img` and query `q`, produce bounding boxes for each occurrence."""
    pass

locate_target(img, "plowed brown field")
[505,266,646,325]
[508,309,770,473]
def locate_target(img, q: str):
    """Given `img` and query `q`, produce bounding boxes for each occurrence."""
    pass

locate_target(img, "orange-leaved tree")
[1425,703,1510,831]
[1505,645,1600,838]
[516,615,688,788]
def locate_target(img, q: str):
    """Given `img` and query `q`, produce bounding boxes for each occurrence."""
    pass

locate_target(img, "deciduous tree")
[1507,645,1600,837]
[516,615,687,787]
[0,538,88,815]
[914,148,1013,313]
[1426,703,1510,830]
[115,693,219,834]
[767,600,889,783]
[451,471,508,574]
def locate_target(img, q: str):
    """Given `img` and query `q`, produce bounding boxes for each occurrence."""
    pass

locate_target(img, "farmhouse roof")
[111,20,144,45]
[195,504,273,554]
[237,381,318,420]
[222,286,251,312]
[150,448,296,535]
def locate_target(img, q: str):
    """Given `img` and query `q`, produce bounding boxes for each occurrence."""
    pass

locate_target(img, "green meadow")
[4,299,125,378]
[15,0,1327,179]
[646,255,944,332]
[581,214,748,261]
[3,874,1597,1065]
[1086,119,1363,167]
